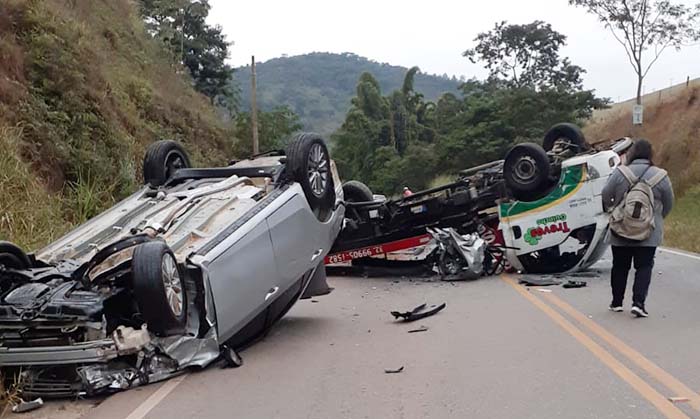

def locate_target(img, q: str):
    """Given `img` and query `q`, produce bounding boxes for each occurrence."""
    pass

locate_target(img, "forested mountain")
[232,52,461,136]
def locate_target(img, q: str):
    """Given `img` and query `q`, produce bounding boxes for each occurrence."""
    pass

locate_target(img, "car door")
[267,192,325,289]
[206,220,281,342]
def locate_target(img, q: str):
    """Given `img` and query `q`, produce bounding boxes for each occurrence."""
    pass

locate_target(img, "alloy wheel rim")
[164,151,186,180]
[161,254,184,317]
[514,156,538,183]
[307,143,329,197]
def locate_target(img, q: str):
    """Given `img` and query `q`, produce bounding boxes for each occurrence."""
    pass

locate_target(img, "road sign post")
[632,105,644,125]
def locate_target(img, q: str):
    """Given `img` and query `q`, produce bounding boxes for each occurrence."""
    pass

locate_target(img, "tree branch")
[608,26,641,75]
[642,40,671,78]
[621,0,638,54]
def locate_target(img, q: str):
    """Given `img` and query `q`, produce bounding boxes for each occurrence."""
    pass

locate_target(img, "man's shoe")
[631,305,649,318]
[608,305,623,312]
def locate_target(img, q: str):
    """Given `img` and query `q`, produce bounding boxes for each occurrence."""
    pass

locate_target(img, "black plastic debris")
[221,345,243,368]
[562,280,587,289]
[384,366,404,374]
[391,303,446,322]
[408,326,429,333]
[518,277,562,286]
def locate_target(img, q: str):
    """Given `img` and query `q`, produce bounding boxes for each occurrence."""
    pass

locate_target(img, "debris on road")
[11,398,44,414]
[391,303,446,322]
[384,366,404,374]
[519,277,562,286]
[408,326,429,333]
[222,346,244,369]
[668,396,690,403]
[536,289,553,293]
[562,280,587,289]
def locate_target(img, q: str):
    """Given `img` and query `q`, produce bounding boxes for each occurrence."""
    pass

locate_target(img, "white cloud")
[208,0,700,101]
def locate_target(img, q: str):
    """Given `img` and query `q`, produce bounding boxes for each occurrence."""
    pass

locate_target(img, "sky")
[207,0,700,102]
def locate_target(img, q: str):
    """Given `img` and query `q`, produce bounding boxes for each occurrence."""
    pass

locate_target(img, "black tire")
[0,241,31,270]
[286,133,335,221]
[542,123,589,153]
[132,241,187,336]
[342,180,373,203]
[504,143,551,200]
[143,140,191,187]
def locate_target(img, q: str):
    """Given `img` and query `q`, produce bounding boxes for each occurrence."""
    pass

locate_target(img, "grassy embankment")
[585,79,700,253]
[0,0,236,251]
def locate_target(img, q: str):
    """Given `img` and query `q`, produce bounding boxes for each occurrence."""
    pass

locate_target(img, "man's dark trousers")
[611,246,656,308]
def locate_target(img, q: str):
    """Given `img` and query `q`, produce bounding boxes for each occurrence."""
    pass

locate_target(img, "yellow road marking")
[501,275,689,419]
[541,291,700,411]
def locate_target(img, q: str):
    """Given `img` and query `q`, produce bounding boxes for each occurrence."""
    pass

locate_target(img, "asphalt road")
[18,247,700,419]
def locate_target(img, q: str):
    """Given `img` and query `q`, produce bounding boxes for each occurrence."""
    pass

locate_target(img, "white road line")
[124,374,188,419]
[659,247,700,262]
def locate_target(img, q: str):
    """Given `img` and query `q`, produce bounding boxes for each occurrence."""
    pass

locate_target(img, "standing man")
[602,139,674,318]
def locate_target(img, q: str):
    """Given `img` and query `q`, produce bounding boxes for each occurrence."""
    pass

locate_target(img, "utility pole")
[251,55,259,155]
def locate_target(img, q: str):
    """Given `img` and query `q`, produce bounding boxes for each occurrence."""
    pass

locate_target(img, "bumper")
[0,339,118,366]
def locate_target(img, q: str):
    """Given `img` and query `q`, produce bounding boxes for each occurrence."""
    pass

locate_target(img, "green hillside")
[584,80,700,253]
[232,52,461,136]
[0,0,235,250]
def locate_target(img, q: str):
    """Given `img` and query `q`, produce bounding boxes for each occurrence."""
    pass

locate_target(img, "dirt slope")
[584,79,700,252]
[0,0,236,250]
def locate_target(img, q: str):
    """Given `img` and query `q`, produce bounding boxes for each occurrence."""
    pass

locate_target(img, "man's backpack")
[610,165,667,241]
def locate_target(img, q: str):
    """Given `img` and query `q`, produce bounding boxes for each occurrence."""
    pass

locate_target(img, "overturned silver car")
[0,133,344,397]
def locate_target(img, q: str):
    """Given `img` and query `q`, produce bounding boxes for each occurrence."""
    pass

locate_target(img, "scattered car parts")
[407,326,429,333]
[391,303,447,322]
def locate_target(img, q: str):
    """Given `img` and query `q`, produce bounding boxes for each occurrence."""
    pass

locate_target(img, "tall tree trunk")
[636,75,643,105]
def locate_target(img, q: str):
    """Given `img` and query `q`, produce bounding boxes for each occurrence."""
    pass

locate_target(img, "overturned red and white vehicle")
[328,124,633,277]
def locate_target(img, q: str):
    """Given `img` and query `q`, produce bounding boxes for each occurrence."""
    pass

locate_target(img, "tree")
[463,21,584,90]
[140,0,235,104]
[569,0,700,104]
[462,20,608,129]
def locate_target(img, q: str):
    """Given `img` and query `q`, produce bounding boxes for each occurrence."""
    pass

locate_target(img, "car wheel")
[0,241,31,270]
[438,252,464,277]
[132,241,187,336]
[504,143,551,200]
[143,140,191,187]
[342,180,373,203]
[286,133,335,221]
[542,123,589,153]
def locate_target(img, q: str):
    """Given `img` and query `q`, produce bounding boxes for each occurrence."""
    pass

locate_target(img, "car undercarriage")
[1,134,344,398]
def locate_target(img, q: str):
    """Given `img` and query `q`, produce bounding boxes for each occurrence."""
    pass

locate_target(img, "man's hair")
[627,139,654,165]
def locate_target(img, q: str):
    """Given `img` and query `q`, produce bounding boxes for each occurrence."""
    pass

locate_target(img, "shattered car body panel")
[428,228,485,280]
[1,137,344,398]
